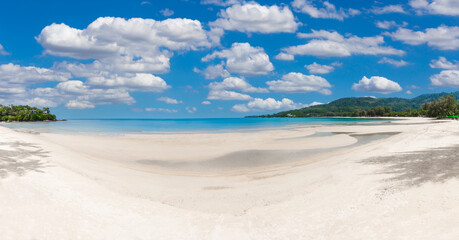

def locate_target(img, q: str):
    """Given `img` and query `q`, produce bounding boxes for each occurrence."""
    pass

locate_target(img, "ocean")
[1,118,389,134]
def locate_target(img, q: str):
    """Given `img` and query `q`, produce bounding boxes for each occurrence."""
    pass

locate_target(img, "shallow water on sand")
[1,118,389,134]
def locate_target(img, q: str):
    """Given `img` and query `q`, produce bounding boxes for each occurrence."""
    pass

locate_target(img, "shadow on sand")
[360,145,459,188]
[0,141,50,178]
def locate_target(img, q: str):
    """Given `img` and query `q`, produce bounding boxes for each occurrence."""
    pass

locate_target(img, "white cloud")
[210,2,299,33]
[378,57,410,67]
[160,8,174,17]
[186,106,197,113]
[37,17,215,77]
[406,90,413,94]
[375,20,407,30]
[352,76,402,94]
[231,97,305,112]
[277,30,404,59]
[194,63,230,79]
[202,42,274,76]
[430,70,459,87]
[305,62,334,74]
[0,63,70,100]
[429,57,459,69]
[4,78,136,109]
[201,100,211,105]
[208,90,253,100]
[267,72,332,94]
[209,77,268,93]
[305,101,323,107]
[87,73,170,92]
[145,107,178,113]
[371,5,406,14]
[141,1,151,5]
[207,77,267,100]
[55,80,136,106]
[157,97,182,104]
[0,63,69,84]
[201,0,240,6]
[66,100,95,109]
[24,98,59,108]
[0,44,9,55]
[37,17,212,58]
[274,52,295,61]
[388,25,459,50]
[292,0,360,20]
[409,0,459,16]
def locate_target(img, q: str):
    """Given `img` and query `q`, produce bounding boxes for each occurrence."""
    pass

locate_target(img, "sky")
[0,0,458,119]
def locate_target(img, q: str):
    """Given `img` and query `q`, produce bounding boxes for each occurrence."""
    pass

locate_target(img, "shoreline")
[0,116,412,136]
[1,118,459,239]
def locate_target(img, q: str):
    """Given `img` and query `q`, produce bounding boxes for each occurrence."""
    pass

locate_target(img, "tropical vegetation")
[0,105,57,122]
[251,92,459,119]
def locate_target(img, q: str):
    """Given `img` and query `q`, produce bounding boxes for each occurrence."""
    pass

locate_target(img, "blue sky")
[0,0,458,119]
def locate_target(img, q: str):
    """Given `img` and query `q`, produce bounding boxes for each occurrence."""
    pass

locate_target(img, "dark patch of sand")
[0,141,50,178]
[361,145,459,188]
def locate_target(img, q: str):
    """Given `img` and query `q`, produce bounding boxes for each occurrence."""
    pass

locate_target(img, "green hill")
[252,92,459,118]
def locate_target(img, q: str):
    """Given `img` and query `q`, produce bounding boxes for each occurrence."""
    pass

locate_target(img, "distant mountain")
[250,92,459,118]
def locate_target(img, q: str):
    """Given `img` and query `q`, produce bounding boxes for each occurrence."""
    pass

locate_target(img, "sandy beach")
[1,118,458,239]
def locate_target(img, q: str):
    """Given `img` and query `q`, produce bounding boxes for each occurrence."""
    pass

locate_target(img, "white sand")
[0,118,458,239]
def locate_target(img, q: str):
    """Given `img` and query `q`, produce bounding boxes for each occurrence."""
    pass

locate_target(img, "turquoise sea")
[1,118,389,134]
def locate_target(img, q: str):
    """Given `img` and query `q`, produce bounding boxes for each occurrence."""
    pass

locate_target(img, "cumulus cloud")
[24,16,224,109]
[0,63,69,84]
[274,52,295,61]
[145,107,178,113]
[37,17,215,79]
[194,63,230,79]
[378,57,410,67]
[430,70,459,87]
[209,77,268,93]
[375,20,407,30]
[186,106,197,113]
[231,97,305,112]
[207,77,267,100]
[66,100,95,109]
[292,0,360,20]
[305,62,335,74]
[352,76,402,94]
[202,42,274,76]
[210,2,299,33]
[371,5,406,14]
[57,81,136,106]
[208,90,252,100]
[157,97,182,104]
[2,77,135,109]
[266,72,332,94]
[429,57,459,69]
[87,73,170,92]
[388,25,459,50]
[409,0,459,16]
[201,0,240,6]
[277,30,404,59]
[201,100,211,105]
[0,63,70,102]
[37,17,212,58]
[0,44,9,55]
[160,8,174,17]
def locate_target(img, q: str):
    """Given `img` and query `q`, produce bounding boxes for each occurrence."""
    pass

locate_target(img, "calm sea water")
[1,118,388,134]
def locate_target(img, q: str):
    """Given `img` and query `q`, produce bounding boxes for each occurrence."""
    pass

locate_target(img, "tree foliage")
[251,92,459,118]
[420,94,459,118]
[0,105,57,122]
